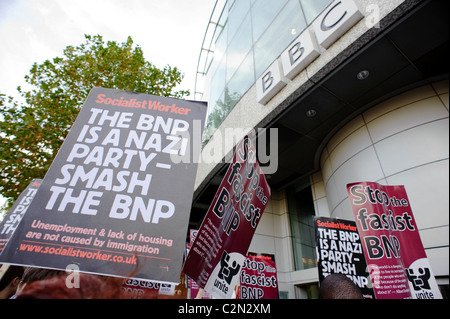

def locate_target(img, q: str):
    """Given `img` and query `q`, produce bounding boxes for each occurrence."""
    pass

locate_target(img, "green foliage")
[0,34,189,208]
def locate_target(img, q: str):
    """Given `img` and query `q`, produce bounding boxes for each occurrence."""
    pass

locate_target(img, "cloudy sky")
[0,0,215,99]
[0,0,215,208]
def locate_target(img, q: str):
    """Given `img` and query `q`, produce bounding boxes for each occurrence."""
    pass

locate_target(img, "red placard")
[347,182,442,299]
[183,136,271,298]
[239,253,279,299]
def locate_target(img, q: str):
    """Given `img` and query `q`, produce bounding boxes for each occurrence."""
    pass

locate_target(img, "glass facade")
[287,182,317,271]
[200,0,333,140]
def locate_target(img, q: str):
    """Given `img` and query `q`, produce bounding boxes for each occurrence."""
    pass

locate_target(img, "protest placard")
[183,136,271,298]
[0,179,42,252]
[347,181,442,299]
[122,279,160,299]
[0,87,206,284]
[314,216,375,299]
[186,229,212,299]
[121,273,187,299]
[239,253,279,299]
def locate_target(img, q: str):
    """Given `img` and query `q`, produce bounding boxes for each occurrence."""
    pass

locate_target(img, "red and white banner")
[183,136,271,298]
[347,181,442,299]
[239,253,279,299]
[186,229,212,299]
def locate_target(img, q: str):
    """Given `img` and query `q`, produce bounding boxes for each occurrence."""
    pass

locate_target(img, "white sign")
[257,0,363,105]
[313,0,364,49]
[256,60,287,105]
[280,28,320,80]
[203,251,246,299]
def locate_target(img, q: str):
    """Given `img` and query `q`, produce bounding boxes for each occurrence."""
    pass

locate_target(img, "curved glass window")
[200,0,333,142]
[287,182,317,271]
[254,0,307,78]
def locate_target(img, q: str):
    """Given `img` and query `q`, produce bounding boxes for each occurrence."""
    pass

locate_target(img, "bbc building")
[191,0,448,298]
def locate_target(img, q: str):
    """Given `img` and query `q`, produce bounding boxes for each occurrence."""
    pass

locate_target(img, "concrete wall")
[248,81,448,298]
[320,81,449,277]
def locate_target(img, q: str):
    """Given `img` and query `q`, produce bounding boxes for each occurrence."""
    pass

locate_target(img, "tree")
[0,34,189,208]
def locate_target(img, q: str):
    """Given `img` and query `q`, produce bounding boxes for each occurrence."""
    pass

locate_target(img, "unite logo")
[204,250,246,299]
[405,258,443,299]
[256,0,364,105]
[212,250,242,295]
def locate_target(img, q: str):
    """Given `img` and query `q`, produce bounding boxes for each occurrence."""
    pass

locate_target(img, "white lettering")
[258,0,363,105]
[280,29,320,80]
[313,0,363,49]
[256,60,287,105]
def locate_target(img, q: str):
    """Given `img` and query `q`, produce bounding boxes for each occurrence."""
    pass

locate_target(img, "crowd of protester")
[2,264,363,299]
[0,264,128,299]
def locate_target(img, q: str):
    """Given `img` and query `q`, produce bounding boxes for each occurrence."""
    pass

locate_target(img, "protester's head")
[15,267,64,296]
[0,265,24,299]
[319,273,364,299]
[16,273,127,299]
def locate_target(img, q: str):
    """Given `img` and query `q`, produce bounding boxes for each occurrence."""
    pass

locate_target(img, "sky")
[0,0,215,99]
[0,0,216,208]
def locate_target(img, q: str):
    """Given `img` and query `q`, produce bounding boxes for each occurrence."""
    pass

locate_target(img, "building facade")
[191,0,449,298]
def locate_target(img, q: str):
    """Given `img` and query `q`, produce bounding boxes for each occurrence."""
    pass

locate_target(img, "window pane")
[204,90,227,142]
[227,50,255,102]
[254,0,307,78]
[287,183,317,271]
[227,0,251,43]
[214,19,228,64]
[226,14,252,81]
[209,57,226,108]
[202,0,338,140]
[299,0,334,24]
[251,0,288,41]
